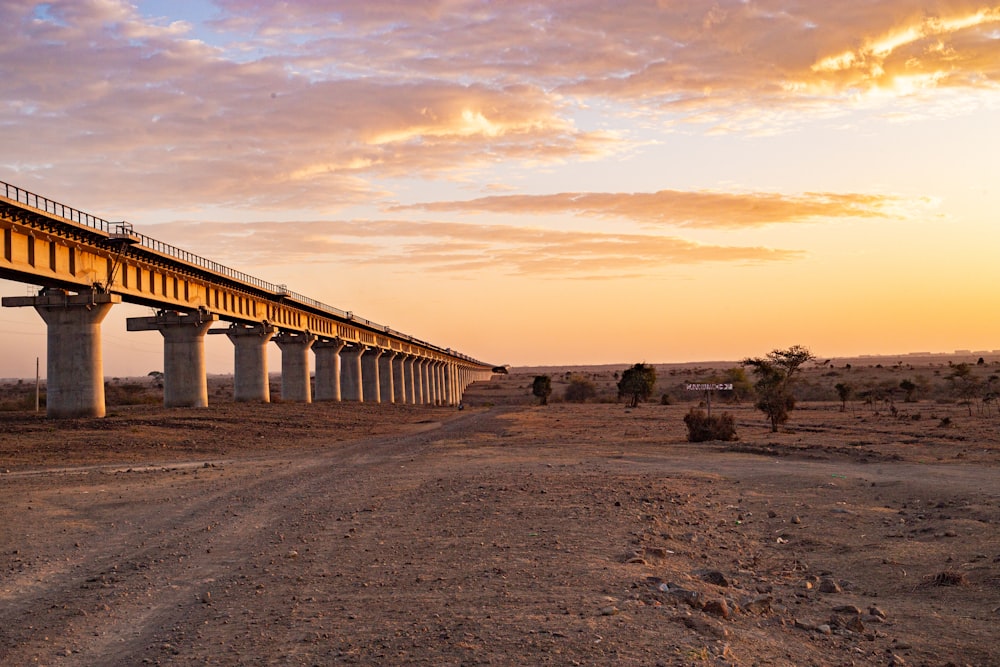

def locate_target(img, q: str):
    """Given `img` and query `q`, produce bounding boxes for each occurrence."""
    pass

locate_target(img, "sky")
[2,0,1000,377]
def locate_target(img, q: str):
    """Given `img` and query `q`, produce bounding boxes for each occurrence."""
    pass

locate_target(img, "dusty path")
[1,402,998,665]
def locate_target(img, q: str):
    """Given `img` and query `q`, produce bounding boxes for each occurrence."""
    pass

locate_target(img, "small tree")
[617,363,657,408]
[899,379,917,403]
[834,382,852,412]
[532,375,552,406]
[743,345,815,432]
[721,367,753,403]
[947,363,980,416]
[564,375,597,403]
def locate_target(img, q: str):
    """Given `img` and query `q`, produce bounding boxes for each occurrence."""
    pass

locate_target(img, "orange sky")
[2,1,1000,376]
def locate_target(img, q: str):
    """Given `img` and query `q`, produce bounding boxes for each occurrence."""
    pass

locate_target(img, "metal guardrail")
[0,180,482,363]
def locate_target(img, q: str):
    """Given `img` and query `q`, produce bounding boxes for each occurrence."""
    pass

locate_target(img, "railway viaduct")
[0,181,497,418]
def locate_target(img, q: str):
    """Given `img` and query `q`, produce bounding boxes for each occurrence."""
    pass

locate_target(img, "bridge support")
[222,323,275,403]
[379,350,396,404]
[2,289,120,418]
[127,310,218,408]
[362,348,382,403]
[403,355,417,404]
[444,363,458,405]
[313,338,346,402]
[434,361,446,405]
[274,330,316,403]
[393,354,407,404]
[417,357,431,405]
[340,345,365,401]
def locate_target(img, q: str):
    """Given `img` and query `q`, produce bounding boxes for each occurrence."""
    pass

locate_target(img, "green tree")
[834,382,852,412]
[564,375,597,403]
[532,375,552,406]
[743,345,816,432]
[617,363,657,408]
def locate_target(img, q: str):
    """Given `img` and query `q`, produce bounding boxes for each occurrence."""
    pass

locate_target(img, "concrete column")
[378,349,396,404]
[340,345,365,401]
[435,361,445,405]
[423,359,434,405]
[362,347,382,403]
[225,323,275,403]
[3,289,120,418]
[392,353,407,404]
[444,363,455,406]
[127,309,218,408]
[274,330,316,403]
[402,355,417,404]
[416,358,429,404]
[313,338,346,402]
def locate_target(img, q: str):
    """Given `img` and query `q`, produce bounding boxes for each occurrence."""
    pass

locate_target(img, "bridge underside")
[1,184,495,418]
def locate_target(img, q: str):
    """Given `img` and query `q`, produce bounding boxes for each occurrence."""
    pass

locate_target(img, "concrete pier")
[362,348,383,403]
[3,289,120,418]
[393,354,407,404]
[274,330,316,403]
[127,309,218,408]
[223,323,275,403]
[446,363,456,406]
[419,359,431,405]
[313,338,346,402]
[379,350,396,404]
[403,355,417,404]
[340,345,365,401]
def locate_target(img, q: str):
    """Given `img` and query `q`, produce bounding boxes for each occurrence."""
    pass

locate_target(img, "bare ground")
[1,374,998,666]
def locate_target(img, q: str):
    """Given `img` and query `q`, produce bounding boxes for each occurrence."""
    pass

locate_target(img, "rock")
[818,578,842,594]
[833,604,861,615]
[599,606,619,616]
[701,570,729,587]
[889,654,906,666]
[791,515,802,524]
[844,615,865,633]
[767,510,778,518]
[742,594,773,615]
[673,614,729,639]
[868,605,887,619]
[658,583,703,609]
[702,599,729,619]
[816,624,832,635]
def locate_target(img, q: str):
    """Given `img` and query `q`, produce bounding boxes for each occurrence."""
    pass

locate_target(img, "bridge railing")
[2,181,113,233]
[1,180,481,363]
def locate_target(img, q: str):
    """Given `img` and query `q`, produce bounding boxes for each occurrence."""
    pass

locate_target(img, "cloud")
[150,218,803,279]
[0,1,613,211]
[1,0,995,213]
[393,189,922,228]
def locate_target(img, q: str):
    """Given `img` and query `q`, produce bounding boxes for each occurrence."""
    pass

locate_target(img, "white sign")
[685,383,733,391]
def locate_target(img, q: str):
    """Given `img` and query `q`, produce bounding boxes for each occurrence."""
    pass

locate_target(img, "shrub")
[532,375,552,406]
[683,408,738,442]
[564,375,597,403]
[617,363,656,408]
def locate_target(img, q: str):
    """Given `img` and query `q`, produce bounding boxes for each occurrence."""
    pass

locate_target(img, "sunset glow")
[2,1,999,375]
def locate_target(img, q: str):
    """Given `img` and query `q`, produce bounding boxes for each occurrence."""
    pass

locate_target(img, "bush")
[564,375,597,402]
[683,408,738,442]
[532,375,552,405]
[618,363,656,408]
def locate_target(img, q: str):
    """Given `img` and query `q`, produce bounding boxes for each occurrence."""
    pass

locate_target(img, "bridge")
[0,180,497,418]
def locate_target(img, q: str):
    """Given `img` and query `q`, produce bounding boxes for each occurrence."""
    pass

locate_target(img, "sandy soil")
[1,372,998,666]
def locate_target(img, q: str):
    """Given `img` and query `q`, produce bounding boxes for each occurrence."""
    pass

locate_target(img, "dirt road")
[1,399,998,666]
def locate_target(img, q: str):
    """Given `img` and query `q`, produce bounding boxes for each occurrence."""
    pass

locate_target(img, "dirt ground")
[1,369,998,666]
